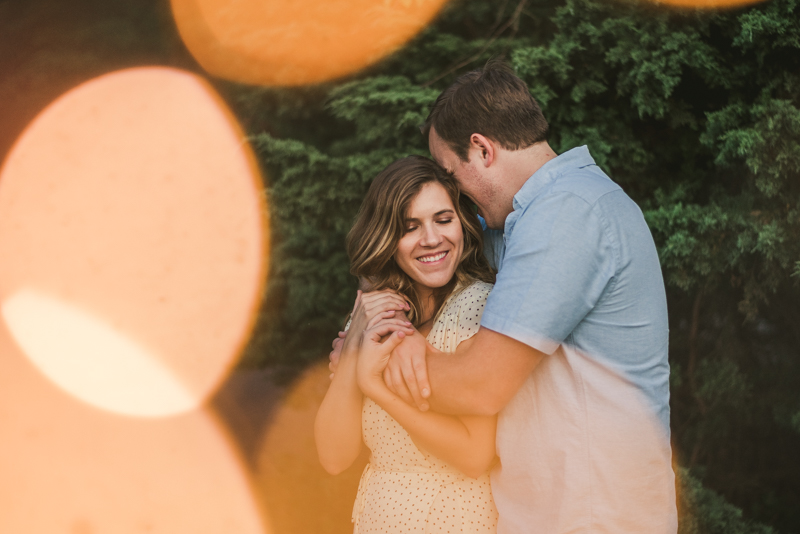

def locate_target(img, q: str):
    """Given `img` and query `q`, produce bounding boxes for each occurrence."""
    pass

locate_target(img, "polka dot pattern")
[353,282,498,534]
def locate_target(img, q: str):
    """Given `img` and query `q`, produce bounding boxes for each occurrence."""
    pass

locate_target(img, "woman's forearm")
[314,354,364,475]
[367,384,496,479]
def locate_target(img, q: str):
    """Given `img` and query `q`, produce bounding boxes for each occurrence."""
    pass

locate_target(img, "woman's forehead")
[407,182,455,217]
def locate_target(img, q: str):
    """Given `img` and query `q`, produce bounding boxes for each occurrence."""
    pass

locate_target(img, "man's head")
[423,60,550,229]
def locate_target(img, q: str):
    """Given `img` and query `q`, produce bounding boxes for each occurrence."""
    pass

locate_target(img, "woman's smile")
[417,251,448,264]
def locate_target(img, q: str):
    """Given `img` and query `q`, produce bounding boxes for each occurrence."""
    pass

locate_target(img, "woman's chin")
[413,273,457,291]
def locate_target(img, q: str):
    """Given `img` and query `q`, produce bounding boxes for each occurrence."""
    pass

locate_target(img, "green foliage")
[677,468,776,534]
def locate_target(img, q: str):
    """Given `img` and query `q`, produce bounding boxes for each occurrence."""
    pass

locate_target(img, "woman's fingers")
[364,322,408,344]
[328,336,344,374]
[367,313,412,331]
[361,291,409,312]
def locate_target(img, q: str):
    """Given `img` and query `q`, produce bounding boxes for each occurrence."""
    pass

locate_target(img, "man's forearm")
[425,344,499,416]
[425,328,544,416]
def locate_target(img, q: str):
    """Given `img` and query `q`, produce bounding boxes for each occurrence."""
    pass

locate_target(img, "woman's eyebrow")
[405,209,455,222]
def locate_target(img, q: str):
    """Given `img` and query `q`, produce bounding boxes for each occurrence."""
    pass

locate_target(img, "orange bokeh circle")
[170,0,450,86]
[0,67,268,417]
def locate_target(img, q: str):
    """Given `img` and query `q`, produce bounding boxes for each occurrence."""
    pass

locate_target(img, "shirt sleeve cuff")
[480,310,561,356]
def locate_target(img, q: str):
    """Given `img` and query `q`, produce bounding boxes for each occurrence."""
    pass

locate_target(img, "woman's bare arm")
[314,342,364,475]
[357,326,497,478]
[315,290,414,474]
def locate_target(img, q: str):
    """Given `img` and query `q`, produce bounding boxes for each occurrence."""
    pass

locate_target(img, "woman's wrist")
[359,371,389,401]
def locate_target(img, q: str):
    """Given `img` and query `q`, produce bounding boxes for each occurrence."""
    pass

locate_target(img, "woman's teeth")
[418,251,447,263]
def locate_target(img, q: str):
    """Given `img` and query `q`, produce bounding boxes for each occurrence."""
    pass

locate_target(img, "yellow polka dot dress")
[352,281,498,534]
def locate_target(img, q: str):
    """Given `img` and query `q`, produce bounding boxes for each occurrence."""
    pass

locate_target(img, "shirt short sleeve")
[481,191,616,355]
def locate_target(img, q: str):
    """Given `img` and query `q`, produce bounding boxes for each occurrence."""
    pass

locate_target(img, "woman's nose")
[419,224,442,247]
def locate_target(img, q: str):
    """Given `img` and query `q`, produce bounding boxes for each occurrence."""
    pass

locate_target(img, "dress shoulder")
[427,281,493,353]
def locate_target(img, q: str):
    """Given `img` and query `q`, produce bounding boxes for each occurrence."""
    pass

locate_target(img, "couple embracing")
[315,61,678,534]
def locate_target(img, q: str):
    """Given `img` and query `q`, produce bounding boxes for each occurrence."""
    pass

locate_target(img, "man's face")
[428,128,503,229]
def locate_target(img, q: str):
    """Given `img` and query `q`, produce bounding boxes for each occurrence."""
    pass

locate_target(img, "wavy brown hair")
[347,155,495,326]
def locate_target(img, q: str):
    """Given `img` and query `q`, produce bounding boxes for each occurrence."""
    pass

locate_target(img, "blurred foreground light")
[170,0,450,86]
[0,324,269,534]
[2,289,194,417]
[256,361,368,533]
[0,67,267,418]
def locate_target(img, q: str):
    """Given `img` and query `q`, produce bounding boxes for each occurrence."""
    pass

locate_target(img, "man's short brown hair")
[422,59,549,161]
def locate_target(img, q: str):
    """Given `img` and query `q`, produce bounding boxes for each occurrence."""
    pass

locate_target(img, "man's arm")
[385,326,544,416]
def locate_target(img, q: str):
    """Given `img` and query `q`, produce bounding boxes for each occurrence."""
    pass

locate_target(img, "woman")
[314,155,499,534]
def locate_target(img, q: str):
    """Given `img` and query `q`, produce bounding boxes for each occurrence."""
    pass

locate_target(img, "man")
[376,61,678,533]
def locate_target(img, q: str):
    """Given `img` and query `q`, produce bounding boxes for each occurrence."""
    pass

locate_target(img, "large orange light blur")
[170,0,450,86]
[0,67,268,418]
[256,361,368,534]
[0,323,269,534]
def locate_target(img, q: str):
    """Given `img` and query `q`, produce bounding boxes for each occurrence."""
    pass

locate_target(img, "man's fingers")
[399,356,428,411]
[389,360,414,404]
[383,368,394,393]
[413,356,431,400]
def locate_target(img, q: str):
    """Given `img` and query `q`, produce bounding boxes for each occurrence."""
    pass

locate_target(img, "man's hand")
[356,323,407,399]
[383,330,436,411]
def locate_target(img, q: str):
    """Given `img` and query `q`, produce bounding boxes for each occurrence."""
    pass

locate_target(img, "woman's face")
[394,182,464,293]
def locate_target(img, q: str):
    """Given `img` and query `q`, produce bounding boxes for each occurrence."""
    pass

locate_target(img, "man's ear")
[469,133,495,167]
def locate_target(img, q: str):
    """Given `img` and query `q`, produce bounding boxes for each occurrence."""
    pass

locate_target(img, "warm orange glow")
[170,0,450,86]
[0,67,268,417]
[256,362,368,534]
[0,324,269,533]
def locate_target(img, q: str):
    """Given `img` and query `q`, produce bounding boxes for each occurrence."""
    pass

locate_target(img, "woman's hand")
[356,323,407,400]
[340,289,413,359]
[353,289,411,331]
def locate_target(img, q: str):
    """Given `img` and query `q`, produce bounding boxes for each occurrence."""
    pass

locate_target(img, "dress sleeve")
[425,282,492,353]
[454,282,491,346]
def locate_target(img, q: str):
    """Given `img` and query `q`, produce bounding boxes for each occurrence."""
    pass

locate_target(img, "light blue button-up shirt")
[480,146,676,534]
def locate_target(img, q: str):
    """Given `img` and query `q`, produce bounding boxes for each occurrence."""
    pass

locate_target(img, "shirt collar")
[512,145,596,211]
